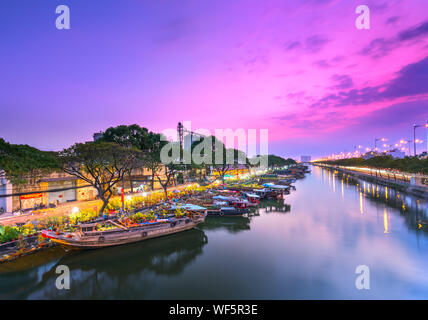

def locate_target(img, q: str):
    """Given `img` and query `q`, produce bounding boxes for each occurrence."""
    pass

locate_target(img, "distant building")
[0,171,12,213]
[300,155,311,163]
[183,134,194,152]
[362,151,379,159]
[93,132,104,141]
[385,149,405,159]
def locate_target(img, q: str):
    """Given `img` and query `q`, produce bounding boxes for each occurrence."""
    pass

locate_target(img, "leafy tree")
[0,138,60,210]
[59,142,141,215]
[249,154,296,168]
[99,124,167,190]
[155,163,185,200]
[189,136,248,184]
[320,156,428,175]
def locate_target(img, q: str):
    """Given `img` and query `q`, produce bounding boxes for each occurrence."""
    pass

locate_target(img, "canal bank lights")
[324,122,428,159]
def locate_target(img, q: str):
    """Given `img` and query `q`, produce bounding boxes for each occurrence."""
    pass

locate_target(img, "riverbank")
[0,184,194,226]
[3,166,428,299]
[313,163,428,199]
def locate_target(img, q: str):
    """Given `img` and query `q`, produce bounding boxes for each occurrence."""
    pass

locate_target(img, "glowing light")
[383,209,389,234]
[71,207,79,214]
[126,196,132,201]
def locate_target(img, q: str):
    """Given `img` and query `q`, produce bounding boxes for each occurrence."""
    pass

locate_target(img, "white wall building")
[0,171,13,213]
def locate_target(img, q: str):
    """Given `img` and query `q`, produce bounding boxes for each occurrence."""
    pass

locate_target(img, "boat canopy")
[244,193,260,198]
[213,201,228,206]
[262,183,290,190]
[213,195,238,201]
[170,203,207,211]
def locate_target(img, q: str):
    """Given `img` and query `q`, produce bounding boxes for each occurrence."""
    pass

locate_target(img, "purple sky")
[1,0,428,159]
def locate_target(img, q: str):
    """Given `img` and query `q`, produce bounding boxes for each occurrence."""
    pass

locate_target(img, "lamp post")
[382,144,392,154]
[403,140,412,156]
[374,138,386,152]
[413,124,422,157]
[426,121,428,154]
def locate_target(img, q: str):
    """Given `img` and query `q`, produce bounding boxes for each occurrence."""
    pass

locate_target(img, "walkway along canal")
[1,165,428,299]
[314,163,428,199]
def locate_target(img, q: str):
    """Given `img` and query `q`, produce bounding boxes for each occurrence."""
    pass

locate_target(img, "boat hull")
[43,216,205,249]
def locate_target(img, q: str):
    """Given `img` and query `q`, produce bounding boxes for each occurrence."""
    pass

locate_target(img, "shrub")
[0,224,21,243]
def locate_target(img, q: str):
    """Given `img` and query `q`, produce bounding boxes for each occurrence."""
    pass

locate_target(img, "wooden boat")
[241,192,260,206]
[207,206,249,216]
[41,211,207,249]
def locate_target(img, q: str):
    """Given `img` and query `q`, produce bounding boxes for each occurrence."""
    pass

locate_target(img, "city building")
[362,151,380,159]
[300,155,311,163]
[385,149,406,159]
[0,171,12,213]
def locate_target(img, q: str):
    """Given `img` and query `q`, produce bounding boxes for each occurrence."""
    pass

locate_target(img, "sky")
[0,0,428,159]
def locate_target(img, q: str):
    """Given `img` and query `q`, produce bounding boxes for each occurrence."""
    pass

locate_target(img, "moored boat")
[42,210,207,249]
[207,206,249,216]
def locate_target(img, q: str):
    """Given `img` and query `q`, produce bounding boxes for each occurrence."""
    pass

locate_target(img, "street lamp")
[426,121,428,154]
[401,139,412,156]
[375,138,386,151]
[413,124,422,157]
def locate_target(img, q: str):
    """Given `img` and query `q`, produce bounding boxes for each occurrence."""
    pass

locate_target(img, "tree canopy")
[249,154,296,168]
[0,138,60,186]
[59,141,142,214]
[99,124,168,189]
[319,156,428,175]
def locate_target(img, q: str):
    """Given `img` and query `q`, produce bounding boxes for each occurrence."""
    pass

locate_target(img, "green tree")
[59,142,141,215]
[99,124,167,190]
[0,138,60,210]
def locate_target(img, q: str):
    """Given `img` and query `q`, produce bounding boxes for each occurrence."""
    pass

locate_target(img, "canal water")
[1,165,428,299]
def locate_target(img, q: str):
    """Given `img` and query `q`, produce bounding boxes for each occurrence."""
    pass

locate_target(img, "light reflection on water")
[1,165,428,299]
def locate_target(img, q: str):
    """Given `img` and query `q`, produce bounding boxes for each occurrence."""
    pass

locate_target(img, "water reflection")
[258,199,291,213]
[2,166,428,299]
[0,229,208,299]
[321,167,428,235]
[199,216,251,233]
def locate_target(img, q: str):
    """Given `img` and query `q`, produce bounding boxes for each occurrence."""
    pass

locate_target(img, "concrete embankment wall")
[314,164,428,199]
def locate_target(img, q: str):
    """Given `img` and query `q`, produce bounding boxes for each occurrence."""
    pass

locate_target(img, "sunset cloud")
[1,0,427,158]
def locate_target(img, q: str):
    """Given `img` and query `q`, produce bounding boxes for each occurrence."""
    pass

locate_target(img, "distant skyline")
[1,0,428,159]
